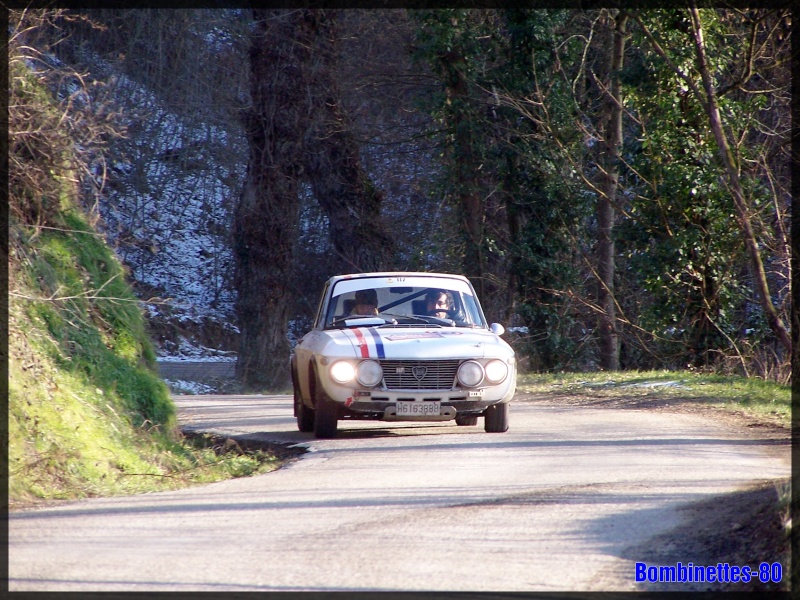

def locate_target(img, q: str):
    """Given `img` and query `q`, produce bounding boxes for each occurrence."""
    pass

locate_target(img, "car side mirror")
[490,323,505,335]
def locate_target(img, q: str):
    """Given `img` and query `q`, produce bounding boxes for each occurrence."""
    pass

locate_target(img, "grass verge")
[9,249,297,510]
[516,370,790,429]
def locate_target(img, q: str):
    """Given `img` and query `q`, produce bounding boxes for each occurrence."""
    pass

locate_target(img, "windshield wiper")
[381,313,454,326]
[328,316,396,329]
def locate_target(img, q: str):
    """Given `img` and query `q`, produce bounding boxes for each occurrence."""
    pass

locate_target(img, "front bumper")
[344,398,495,421]
[321,383,515,422]
[314,355,517,422]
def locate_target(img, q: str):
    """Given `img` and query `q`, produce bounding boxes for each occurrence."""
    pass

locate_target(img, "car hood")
[317,326,514,360]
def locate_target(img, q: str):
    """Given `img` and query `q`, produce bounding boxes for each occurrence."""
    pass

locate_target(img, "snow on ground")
[56,37,437,366]
[97,74,241,323]
[163,379,217,395]
[156,355,236,363]
[77,61,245,361]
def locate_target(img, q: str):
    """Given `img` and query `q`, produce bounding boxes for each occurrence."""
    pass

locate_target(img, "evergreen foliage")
[410,8,790,377]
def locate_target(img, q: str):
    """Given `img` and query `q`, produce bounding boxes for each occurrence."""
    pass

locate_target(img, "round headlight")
[484,359,508,384]
[457,360,484,387]
[330,361,356,384]
[356,360,383,387]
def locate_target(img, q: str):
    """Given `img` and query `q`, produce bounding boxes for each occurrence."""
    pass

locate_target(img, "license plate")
[396,401,440,416]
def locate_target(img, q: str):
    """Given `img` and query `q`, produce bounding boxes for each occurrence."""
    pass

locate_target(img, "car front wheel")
[296,393,315,433]
[455,414,478,426]
[293,368,315,432]
[484,402,509,433]
[311,368,338,438]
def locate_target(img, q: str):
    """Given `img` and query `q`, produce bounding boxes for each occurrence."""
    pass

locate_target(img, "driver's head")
[354,289,378,315]
[425,290,449,318]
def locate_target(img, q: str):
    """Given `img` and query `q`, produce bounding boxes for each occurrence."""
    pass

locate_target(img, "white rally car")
[291,272,516,438]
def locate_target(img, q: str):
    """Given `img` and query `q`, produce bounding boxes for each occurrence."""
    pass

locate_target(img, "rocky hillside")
[8,29,268,505]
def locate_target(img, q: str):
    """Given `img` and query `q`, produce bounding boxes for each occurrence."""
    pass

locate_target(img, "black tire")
[484,402,509,433]
[298,404,315,432]
[296,393,315,433]
[311,368,338,438]
[455,415,478,426]
[293,369,315,432]
[314,397,339,438]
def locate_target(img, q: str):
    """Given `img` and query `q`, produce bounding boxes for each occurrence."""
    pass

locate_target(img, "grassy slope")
[7,59,276,508]
[11,211,293,507]
[8,207,284,507]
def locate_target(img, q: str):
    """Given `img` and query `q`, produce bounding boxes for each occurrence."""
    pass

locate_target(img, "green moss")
[8,59,281,508]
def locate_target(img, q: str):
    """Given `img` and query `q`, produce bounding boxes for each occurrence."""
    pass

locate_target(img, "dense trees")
[235,9,397,387]
[619,8,792,375]
[412,9,586,371]
[411,8,791,378]
[16,8,792,387]
[301,10,397,274]
[233,10,311,388]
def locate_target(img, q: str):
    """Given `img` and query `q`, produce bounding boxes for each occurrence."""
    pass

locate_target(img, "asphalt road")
[9,394,789,592]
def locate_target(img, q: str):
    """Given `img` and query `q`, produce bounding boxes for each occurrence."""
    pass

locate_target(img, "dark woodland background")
[8,8,793,389]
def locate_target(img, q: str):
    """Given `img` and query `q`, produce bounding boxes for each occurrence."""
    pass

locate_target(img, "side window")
[313,281,330,329]
[463,295,484,326]
[324,295,341,326]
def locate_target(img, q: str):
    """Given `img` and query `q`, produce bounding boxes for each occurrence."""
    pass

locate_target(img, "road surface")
[9,394,789,591]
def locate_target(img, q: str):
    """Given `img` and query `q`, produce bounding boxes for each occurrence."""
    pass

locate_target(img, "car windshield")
[322,276,487,330]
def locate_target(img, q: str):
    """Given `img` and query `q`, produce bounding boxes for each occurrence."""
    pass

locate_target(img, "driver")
[353,289,379,316]
[425,289,450,319]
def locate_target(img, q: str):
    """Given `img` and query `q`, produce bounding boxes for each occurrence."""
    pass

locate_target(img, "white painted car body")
[291,272,516,438]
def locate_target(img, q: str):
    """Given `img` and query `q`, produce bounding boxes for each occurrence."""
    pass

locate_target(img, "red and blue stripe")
[349,328,385,359]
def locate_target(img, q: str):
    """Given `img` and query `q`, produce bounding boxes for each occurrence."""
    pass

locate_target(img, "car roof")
[327,272,471,284]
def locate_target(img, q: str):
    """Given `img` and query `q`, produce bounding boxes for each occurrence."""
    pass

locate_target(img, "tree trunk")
[688,5,791,355]
[596,10,627,371]
[303,9,395,274]
[235,9,398,388]
[440,50,485,299]
[233,10,313,389]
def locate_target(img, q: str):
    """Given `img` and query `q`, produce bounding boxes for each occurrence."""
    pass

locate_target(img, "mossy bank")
[7,53,278,509]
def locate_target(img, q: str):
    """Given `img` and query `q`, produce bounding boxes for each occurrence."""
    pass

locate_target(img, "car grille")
[380,359,460,390]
